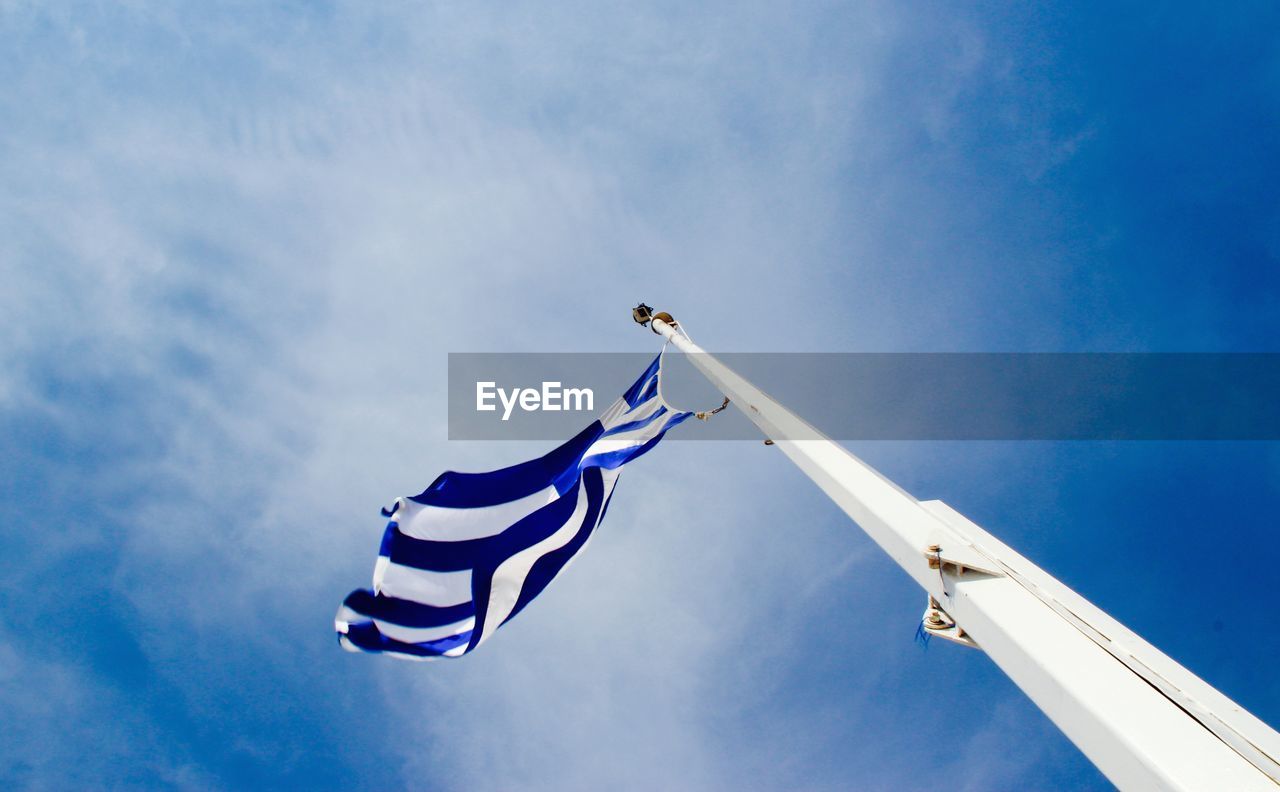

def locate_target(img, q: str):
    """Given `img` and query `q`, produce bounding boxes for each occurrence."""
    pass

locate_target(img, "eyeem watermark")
[452,352,1280,440]
[476,381,594,421]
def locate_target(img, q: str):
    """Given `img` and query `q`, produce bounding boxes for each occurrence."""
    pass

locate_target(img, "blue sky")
[2,2,1278,789]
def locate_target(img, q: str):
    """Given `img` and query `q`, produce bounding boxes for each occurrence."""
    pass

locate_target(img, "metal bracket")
[920,596,979,649]
[923,537,1004,579]
[632,303,677,334]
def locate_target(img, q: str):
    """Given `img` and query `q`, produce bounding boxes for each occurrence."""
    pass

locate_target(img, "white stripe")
[334,604,360,634]
[476,473,601,647]
[398,486,559,542]
[374,616,475,645]
[583,411,681,459]
[374,648,437,662]
[377,564,472,607]
[550,471,616,576]
[596,396,629,427]
[604,393,663,430]
[336,604,473,646]
[339,634,437,661]
[338,635,363,654]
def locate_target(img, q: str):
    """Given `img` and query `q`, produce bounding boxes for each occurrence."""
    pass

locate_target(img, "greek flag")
[336,354,692,660]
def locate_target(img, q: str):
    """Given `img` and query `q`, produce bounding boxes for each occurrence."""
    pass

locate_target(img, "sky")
[2,2,1279,790]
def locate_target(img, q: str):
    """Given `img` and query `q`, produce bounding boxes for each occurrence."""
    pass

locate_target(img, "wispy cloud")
[8,2,1276,789]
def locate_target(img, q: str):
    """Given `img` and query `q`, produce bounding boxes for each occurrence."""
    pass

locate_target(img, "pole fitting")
[920,595,978,649]
[632,303,676,334]
[927,544,942,570]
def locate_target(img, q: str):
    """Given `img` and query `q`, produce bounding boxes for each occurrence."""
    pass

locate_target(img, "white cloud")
[0,3,1119,789]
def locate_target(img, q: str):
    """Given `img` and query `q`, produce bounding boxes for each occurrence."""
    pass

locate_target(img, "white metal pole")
[649,314,1280,791]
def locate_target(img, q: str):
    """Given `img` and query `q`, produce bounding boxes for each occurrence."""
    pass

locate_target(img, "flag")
[335,354,692,660]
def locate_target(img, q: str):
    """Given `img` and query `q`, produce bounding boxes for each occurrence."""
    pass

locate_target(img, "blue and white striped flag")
[336,354,692,660]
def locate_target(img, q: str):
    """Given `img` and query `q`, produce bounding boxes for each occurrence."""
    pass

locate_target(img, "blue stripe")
[603,405,668,437]
[409,421,603,508]
[344,621,474,657]
[505,471,615,625]
[637,375,658,404]
[378,521,398,557]
[466,467,606,652]
[383,480,583,573]
[621,355,662,407]
[380,524,485,572]
[582,412,692,470]
[342,589,475,628]
[596,478,618,526]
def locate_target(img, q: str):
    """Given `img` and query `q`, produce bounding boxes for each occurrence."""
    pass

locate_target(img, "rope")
[928,544,950,597]
[653,323,732,421]
[914,620,931,650]
[696,397,730,421]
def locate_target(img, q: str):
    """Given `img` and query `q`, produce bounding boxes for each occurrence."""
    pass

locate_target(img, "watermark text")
[476,381,594,421]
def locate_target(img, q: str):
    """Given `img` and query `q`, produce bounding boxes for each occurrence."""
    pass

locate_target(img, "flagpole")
[641,309,1280,791]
